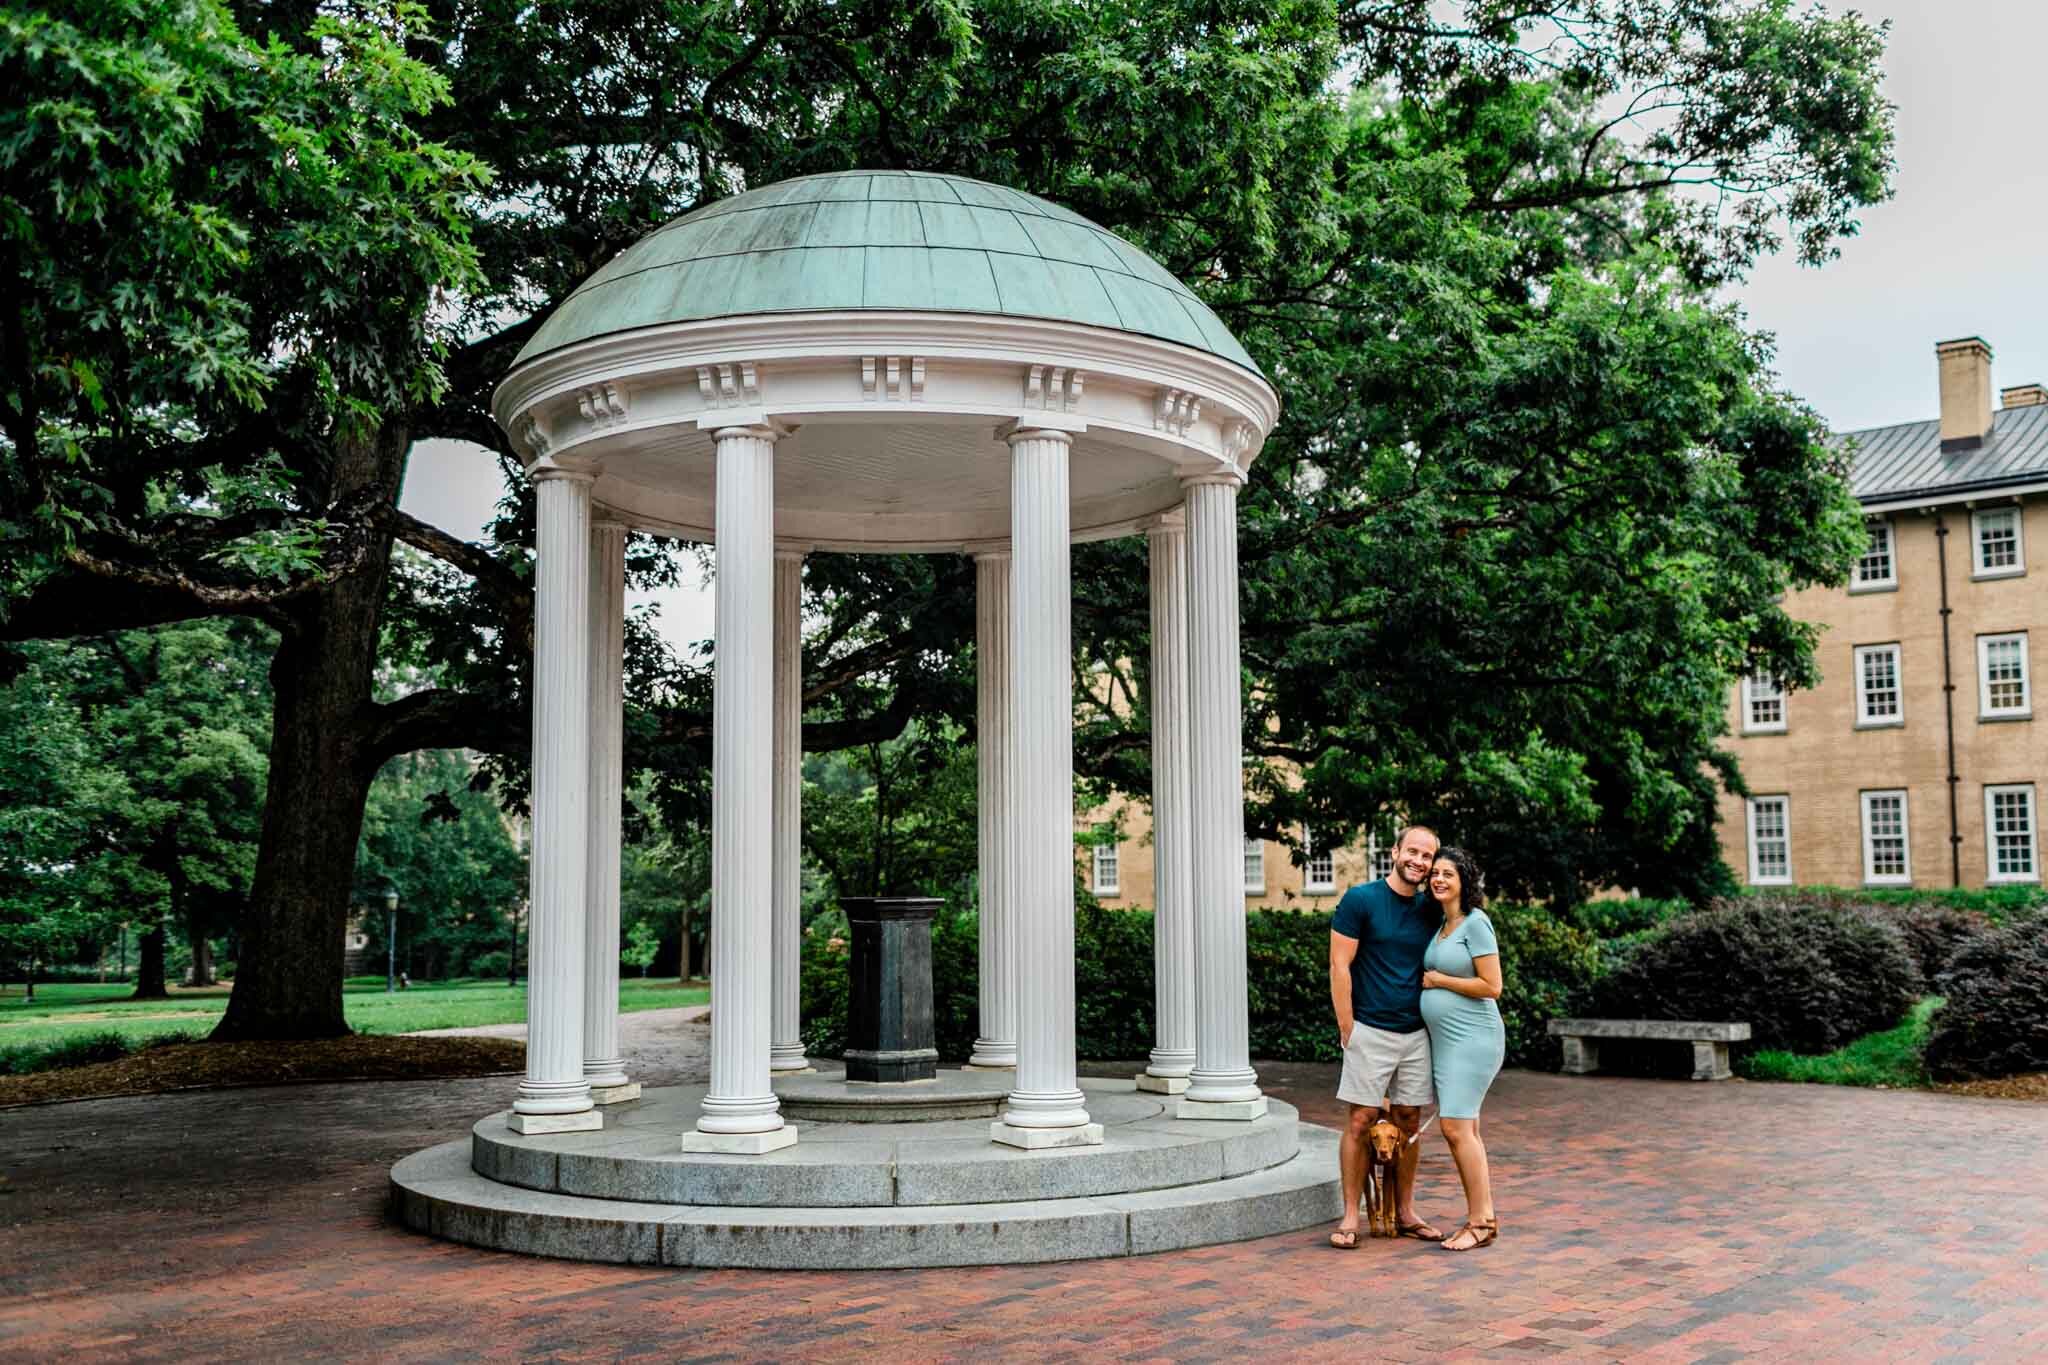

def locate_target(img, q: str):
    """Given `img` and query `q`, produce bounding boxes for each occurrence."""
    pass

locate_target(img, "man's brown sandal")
[1441,1218,1498,1251]
[1396,1220,1445,1242]
[1328,1227,1362,1250]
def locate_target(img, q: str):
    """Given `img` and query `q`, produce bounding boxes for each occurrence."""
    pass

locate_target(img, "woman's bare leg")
[1439,1117,1494,1247]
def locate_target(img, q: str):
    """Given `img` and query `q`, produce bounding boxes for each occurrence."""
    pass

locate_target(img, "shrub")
[1595,896,1919,1054]
[1863,904,1994,980]
[1747,883,2045,923]
[1924,923,2048,1080]
[1486,903,1600,1070]
[1566,897,1689,939]
[467,950,512,981]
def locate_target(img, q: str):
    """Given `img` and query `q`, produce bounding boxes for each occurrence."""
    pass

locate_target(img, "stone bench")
[1547,1018,1752,1081]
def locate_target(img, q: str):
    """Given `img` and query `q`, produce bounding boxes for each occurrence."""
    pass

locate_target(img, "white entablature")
[493,312,1276,552]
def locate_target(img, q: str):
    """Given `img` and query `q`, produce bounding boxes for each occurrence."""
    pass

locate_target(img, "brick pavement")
[3,1013,2045,1363]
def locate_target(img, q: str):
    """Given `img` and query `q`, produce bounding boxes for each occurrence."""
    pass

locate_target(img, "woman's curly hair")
[1430,846,1486,912]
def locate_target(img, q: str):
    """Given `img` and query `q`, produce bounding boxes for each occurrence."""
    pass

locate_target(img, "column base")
[507,1109,605,1136]
[990,1121,1104,1150]
[590,1082,642,1105]
[1134,1073,1191,1094]
[681,1125,799,1155]
[961,1061,1018,1072]
[1176,1096,1269,1122]
[769,1067,819,1078]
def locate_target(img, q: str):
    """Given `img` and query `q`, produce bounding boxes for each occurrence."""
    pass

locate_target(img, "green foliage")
[1567,898,1691,939]
[354,748,526,979]
[1923,924,2048,1081]
[801,730,980,902]
[0,1028,201,1076]
[1743,997,1940,1088]
[1746,883,2045,923]
[1596,895,1919,1054]
[1486,903,1600,1070]
[620,921,660,977]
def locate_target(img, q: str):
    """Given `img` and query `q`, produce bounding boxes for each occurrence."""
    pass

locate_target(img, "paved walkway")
[4,1010,2045,1362]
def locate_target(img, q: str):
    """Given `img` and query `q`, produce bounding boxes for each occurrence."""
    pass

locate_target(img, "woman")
[1419,846,1504,1251]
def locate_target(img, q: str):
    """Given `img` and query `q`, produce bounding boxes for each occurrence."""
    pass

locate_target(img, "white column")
[511,467,602,1133]
[1179,473,1267,1119]
[1137,519,1196,1093]
[993,428,1100,1149]
[684,425,797,1153]
[583,519,638,1103]
[769,546,811,1072]
[968,548,1018,1069]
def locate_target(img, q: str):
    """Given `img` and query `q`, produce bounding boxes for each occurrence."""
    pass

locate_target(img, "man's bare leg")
[1334,1103,1374,1240]
[1388,1103,1441,1237]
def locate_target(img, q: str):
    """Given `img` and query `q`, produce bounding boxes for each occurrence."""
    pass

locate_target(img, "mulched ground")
[0,1035,524,1108]
[1934,1071,2048,1101]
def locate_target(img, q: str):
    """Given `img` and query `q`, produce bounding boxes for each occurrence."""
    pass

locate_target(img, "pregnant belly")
[1420,989,1502,1036]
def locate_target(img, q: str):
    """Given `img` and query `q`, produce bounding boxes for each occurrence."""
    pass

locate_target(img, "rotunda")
[393,171,1339,1265]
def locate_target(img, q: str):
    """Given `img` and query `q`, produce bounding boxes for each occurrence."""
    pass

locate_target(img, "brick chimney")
[1938,336,1994,451]
[2002,382,2048,410]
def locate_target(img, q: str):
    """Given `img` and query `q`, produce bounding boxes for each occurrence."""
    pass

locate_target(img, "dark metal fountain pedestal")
[841,896,940,1083]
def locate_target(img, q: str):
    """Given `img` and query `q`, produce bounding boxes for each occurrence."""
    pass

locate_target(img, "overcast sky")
[400,1,2044,650]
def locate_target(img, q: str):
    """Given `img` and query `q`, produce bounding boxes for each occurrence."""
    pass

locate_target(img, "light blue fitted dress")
[1419,909,1505,1119]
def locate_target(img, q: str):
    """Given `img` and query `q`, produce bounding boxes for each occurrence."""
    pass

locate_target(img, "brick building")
[1718,337,2047,889]
[1078,795,1398,913]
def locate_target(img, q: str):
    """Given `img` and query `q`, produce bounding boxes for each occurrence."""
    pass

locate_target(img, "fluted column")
[769,546,811,1073]
[511,466,602,1133]
[684,425,797,1153]
[1180,473,1267,1119]
[969,548,1018,1069]
[1138,518,1196,1093]
[992,428,1100,1149]
[583,518,638,1103]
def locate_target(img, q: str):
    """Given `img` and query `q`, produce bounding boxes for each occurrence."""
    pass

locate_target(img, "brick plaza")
[4,1016,2043,1362]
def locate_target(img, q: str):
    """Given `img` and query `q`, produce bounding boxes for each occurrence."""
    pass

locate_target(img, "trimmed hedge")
[800,895,1596,1070]
[1594,895,1919,1054]
[1923,922,2048,1080]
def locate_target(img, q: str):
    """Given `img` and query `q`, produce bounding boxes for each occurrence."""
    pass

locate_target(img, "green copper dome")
[515,171,1261,375]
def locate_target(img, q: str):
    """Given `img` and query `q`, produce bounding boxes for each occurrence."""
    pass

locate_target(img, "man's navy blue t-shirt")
[1331,879,1439,1034]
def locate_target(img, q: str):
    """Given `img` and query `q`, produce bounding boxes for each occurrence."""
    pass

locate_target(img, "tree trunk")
[678,909,693,983]
[213,423,410,1042]
[187,917,215,987]
[135,923,169,999]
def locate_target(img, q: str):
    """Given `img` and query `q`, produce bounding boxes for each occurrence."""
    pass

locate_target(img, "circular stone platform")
[771,1065,1008,1123]
[391,1077,1341,1268]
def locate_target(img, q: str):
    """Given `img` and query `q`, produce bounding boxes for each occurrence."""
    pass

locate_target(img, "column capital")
[999,424,1076,450]
[961,539,1012,562]
[711,419,794,444]
[1143,510,1188,537]
[529,460,598,486]
[592,514,632,534]
[773,542,813,563]
[1178,467,1244,491]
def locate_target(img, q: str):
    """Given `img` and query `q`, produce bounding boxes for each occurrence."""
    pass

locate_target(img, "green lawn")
[0,977,708,1053]
[1743,996,1944,1088]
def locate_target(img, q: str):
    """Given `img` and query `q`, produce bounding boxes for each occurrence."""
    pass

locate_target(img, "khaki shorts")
[1336,1022,1434,1109]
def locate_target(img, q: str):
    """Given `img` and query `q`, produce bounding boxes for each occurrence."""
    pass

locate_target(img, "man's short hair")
[1393,824,1440,851]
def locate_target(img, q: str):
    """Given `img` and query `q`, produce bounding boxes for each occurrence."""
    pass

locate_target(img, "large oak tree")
[2,0,1893,1034]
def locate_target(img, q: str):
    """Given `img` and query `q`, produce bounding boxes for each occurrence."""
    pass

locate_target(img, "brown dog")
[1364,1117,1404,1238]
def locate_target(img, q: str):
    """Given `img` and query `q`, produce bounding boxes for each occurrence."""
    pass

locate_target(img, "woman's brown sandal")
[1441,1218,1498,1251]
[1328,1226,1362,1250]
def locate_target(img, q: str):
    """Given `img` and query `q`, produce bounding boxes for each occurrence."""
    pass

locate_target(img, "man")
[1327,824,1444,1248]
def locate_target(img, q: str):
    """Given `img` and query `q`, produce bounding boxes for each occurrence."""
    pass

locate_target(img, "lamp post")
[384,885,399,995]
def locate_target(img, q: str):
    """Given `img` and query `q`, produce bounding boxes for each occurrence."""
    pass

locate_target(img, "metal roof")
[1840,401,2048,506]
[514,171,1261,375]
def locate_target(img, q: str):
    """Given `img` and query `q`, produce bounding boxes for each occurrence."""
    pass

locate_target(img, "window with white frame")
[1860,790,1911,885]
[1972,507,2024,578]
[1366,832,1394,882]
[1304,829,1336,893]
[1977,632,2031,719]
[1985,784,2039,882]
[1854,644,1903,726]
[1742,672,1787,733]
[1242,837,1265,894]
[1090,841,1120,896]
[1853,519,1897,589]
[1746,796,1791,884]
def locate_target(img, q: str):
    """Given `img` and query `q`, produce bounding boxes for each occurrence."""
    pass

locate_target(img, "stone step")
[392,1126,1342,1269]
[470,1081,1302,1208]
